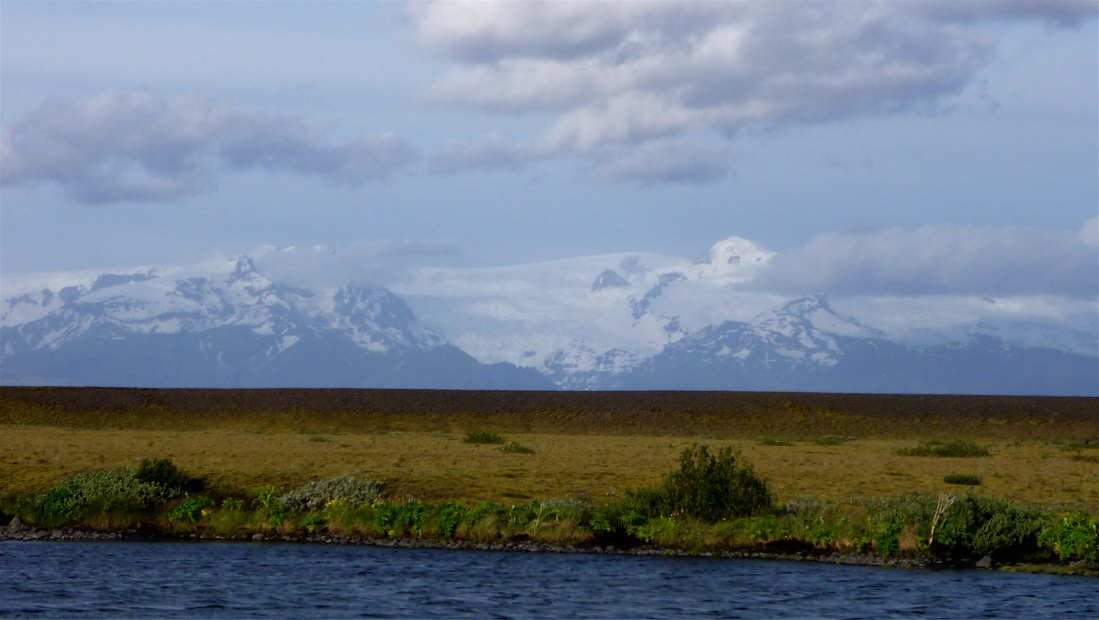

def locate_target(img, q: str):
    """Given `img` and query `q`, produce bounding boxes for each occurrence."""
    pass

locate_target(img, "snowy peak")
[688,236,774,279]
[333,285,443,351]
[758,295,884,340]
[1,257,443,360]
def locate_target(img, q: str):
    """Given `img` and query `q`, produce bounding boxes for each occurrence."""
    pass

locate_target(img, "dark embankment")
[2,386,1096,440]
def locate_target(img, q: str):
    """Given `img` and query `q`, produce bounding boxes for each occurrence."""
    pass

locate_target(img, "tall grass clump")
[896,440,990,458]
[463,429,505,445]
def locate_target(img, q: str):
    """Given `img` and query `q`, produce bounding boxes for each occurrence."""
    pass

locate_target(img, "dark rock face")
[591,270,630,292]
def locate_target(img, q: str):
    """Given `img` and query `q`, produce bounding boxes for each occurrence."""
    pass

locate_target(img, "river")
[1,541,1093,618]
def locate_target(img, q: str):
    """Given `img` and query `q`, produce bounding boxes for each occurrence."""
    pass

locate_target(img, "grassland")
[2,387,1096,511]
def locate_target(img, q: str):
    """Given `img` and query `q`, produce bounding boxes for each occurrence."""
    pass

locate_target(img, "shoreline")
[4,524,1096,578]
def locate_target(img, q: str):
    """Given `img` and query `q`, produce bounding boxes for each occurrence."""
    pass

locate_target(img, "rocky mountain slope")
[2,236,1095,395]
[0,257,552,389]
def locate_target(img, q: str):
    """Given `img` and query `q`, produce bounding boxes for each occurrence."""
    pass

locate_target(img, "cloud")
[427,132,538,174]
[597,139,729,183]
[1078,217,1099,246]
[0,90,418,204]
[411,0,1096,182]
[250,239,460,288]
[749,222,1099,297]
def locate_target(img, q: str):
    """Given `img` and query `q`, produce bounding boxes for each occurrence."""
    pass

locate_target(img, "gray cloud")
[0,91,418,204]
[412,0,1095,182]
[749,222,1099,298]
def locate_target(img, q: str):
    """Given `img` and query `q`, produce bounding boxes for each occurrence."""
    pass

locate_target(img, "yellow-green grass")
[3,388,1095,512]
[3,425,1096,512]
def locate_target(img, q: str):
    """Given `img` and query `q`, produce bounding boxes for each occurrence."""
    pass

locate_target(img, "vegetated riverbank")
[2,447,1096,577]
[1,387,1096,575]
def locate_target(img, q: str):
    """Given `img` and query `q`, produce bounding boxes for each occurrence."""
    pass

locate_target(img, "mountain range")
[2,237,1096,395]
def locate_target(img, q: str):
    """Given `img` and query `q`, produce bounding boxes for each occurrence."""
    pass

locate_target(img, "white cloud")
[750,223,1099,297]
[1078,216,1099,246]
[250,240,460,289]
[411,0,1096,182]
[0,90,418,204]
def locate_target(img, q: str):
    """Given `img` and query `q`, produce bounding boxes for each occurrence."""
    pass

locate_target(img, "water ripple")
[0,541,1094,618]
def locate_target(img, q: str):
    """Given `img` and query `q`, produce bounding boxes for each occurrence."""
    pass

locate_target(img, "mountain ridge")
[2,238,1096,395]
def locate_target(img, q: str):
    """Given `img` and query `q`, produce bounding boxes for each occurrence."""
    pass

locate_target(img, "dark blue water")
[1,541,1094,618]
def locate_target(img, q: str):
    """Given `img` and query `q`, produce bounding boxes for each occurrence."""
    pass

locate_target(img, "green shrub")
[168,496,214,523]
[36,467,180,523]
[540,498,592,522]
[873,519,904,557]
[813,436,850,446]
[465,500,506,525]
[298,514,326,533]
[251,485,287,527]
[943,474,982,486]
[498,442,535,454]
[1038,513,1099,563]
[221,498,244,511]
[612,445,774,526]
[135,458,203,493]
[371,501,427,536]
[279,474,383,513]
[932,494,1044,558]
[463,429,505,444]
[896,441,991,458]
[436,501,465,537]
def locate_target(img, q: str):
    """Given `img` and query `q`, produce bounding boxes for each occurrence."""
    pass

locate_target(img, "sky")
[1,0,1097,304]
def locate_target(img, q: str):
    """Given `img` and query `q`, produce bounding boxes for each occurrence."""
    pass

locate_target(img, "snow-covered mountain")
[0,257,551,389]
[390,236,1096,395]
[2,234,1096,395]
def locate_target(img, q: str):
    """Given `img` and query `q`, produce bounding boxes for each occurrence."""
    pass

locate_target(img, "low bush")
[1038,513,1099,563]
[251,485,287,527]
[36,466,184,524]
[931,494,1045,558]
[463,429,506,444]
[539,498,592,522]
[436,500,465,537]
[597,445,774,536]
[757,436,793,446]
[279,474,383,513]
[135,458,204,494]
[168,496,214,523]
[943,474,982,486]
[813,436,850,446]
[371,501,427,536]
[896,441,990,458]
[498,442,535,454]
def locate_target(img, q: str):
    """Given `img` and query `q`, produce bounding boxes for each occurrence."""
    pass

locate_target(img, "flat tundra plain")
[1,387,1096,510]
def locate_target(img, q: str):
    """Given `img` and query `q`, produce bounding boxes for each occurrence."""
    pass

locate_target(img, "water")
[1,541,1094,618]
